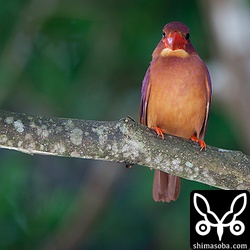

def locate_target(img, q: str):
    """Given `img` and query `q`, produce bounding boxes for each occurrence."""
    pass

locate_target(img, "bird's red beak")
[163,32,187,50]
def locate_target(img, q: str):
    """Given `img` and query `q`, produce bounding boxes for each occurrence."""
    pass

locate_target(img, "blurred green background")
[0,0,249,249]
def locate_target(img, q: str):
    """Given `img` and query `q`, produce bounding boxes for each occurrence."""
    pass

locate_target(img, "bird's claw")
[151,126,166,139]
[191,135,206,151]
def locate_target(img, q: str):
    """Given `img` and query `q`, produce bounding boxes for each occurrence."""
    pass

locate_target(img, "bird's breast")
[147,56,207,139]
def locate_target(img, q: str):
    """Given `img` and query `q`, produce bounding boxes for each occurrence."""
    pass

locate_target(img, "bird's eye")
[162,31,166,38]
[185,33,190,40]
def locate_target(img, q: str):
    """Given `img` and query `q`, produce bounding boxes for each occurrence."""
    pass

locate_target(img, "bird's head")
[153,21,196,59]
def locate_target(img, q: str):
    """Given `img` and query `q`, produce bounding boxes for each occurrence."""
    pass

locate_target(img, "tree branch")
[0,110,249,191]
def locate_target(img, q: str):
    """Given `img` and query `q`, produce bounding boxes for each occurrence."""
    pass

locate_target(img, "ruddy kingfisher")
[139,21,212,202]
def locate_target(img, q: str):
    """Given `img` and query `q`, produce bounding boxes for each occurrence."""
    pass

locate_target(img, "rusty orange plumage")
[139,21,212,202]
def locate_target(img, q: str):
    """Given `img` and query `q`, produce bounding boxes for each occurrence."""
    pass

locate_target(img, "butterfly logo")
[193,193,247,241]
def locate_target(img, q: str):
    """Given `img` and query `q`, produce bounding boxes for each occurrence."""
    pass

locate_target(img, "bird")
[139,21,212,202]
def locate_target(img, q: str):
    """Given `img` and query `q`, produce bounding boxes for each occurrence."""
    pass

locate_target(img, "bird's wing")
[139,67,151,125]
[199,70,212,140]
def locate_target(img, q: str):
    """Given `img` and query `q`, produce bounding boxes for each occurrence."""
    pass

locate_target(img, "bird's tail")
[153,170,180,202]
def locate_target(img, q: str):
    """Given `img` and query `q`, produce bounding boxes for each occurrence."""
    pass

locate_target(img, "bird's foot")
[191,135,206,151]
[151,126,166,139]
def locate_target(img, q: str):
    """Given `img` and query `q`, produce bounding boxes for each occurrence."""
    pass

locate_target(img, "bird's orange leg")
[151,126,166,139]
[191,135,206,151]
